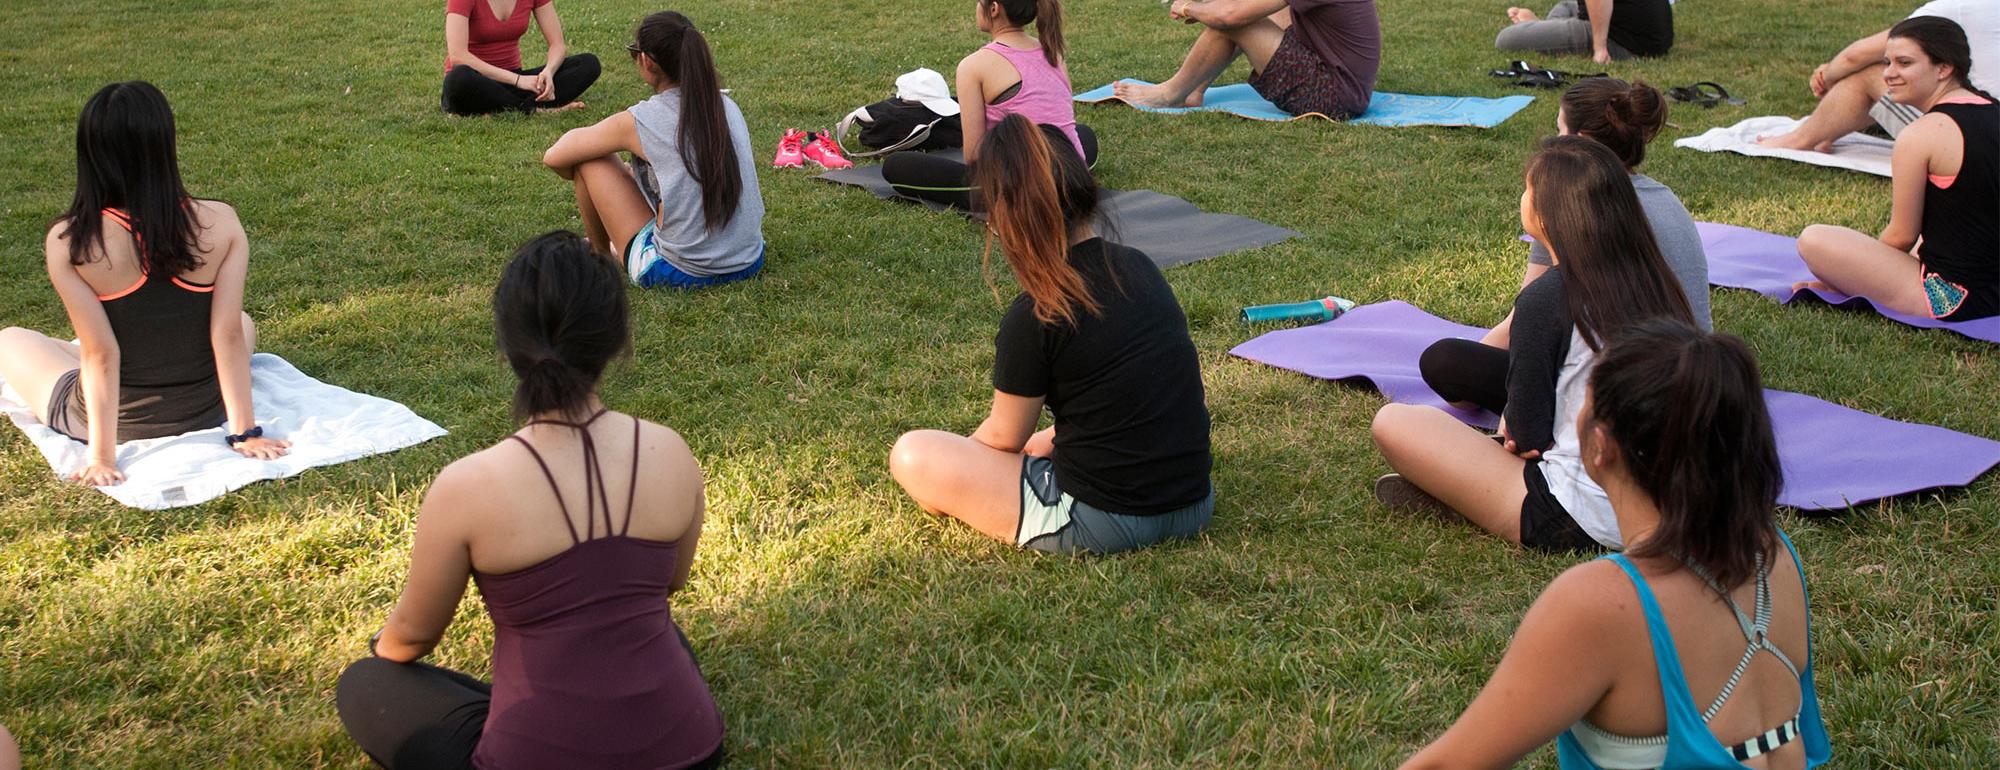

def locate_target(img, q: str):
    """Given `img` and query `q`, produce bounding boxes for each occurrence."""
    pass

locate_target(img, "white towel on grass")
[0,353,446,510]
[1674,115,1894,177]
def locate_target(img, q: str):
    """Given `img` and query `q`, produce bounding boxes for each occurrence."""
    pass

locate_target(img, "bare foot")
[1791,279,1835,295]
[1114,80,1199,108]
[535,101,587,115]
[1184,86,1206,107]
[1506,6,1539,23]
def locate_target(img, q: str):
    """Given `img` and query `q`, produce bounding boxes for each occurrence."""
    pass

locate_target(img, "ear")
[1584,423,1619,471]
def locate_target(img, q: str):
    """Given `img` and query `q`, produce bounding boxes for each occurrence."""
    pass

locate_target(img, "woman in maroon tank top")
[337,232,722,769]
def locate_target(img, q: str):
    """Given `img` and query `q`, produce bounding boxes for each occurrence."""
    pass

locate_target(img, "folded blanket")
[816,152,1300,268]
[1673,116,1894,177]
[1074,81,1535,128]
[1698,221,2000,344]
[1229,301,2000,511]
[1,353,448,510]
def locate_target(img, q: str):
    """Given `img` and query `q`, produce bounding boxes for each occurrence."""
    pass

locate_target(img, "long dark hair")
[1561,77,1668,169]
[56,81,204,276]
[1527,136,1694,350]
[982,0,1065,67]
[972,115,1103,327]
[635,11,743,231]
[493,232,631,422]
[1889,15,1994,102]
[1589,320,1780,591]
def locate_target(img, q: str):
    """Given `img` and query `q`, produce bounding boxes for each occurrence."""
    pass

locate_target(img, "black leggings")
[334,657,723,769]
[1418,338,1510,415]
[440,53,601,116]
[881,123,1099,210]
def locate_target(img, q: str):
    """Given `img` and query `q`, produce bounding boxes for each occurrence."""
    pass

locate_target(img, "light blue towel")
[1075,81,1534,128]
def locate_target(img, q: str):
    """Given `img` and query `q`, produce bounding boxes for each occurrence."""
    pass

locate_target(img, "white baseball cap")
[895,68,961,117]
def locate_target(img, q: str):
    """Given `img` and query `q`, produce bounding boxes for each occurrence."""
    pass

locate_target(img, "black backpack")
[835,97,963,158]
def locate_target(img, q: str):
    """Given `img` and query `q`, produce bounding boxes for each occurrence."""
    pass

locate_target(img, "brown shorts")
[45,369,87,441]
[1247,26,1365,119]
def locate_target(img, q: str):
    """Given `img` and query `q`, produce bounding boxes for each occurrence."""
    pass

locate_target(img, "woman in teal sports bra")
[1399,319,1831,770]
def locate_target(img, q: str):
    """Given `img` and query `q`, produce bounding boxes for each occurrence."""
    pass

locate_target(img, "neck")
[991,24,1032,45]
[1918,82,1966,111]
[1068,223,1096,246]
[1601,471,1663,553]
[525,395,607,427]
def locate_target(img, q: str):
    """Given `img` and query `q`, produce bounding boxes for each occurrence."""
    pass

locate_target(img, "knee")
[443,65,480,89]
[1416,340,1454,384]
[1796,224,1846,258]
[569,53,601,78]
[335,657,396,715]
[1370,403,1418,451]
[888,431,930,481]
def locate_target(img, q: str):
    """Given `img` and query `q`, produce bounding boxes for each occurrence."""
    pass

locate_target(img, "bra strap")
[507,435,580,545]
[519,408,615,541]
[621,416,641,537]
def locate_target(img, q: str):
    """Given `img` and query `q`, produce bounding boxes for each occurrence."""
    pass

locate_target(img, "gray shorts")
[1869,95,1922,138]
[1494,1,1634,59]
[1016,455,1214,555]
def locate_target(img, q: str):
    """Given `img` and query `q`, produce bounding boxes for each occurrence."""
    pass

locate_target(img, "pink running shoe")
[772,128,806,168]
[801,131,853,170]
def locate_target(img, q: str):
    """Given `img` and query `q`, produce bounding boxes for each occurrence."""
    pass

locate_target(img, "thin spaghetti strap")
[508,435,581,545]
[621,415,641,537]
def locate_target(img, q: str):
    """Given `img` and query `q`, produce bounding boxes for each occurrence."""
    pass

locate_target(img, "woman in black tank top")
[1794,17,1998,322]
[0,81,288,487]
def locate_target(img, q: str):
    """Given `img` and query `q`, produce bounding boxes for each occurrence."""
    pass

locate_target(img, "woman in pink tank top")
[336,232,722,770]
[881,0,1099,210]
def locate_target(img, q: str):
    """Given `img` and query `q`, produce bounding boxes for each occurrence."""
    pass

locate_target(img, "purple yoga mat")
[1229,301,2000,511]
[1698,221,2000,344]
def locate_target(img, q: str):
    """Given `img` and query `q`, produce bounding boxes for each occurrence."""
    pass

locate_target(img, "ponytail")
[1035,0,1064,67]
[494,232,631,423]
[636,11,743,231]
[972,115,1102,327]
[1560,77,1667,169]
[987,0,1065,68]
[1590,320,1779,592]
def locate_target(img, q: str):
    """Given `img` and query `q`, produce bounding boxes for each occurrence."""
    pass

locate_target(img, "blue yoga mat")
[1075,81,1534,128]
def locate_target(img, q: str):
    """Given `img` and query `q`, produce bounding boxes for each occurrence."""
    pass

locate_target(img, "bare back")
[458,412,704,580]
[54,199,240,297]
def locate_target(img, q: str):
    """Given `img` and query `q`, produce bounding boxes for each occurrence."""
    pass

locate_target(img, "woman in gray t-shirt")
[1485,77,1710,348]
[542,11,765,289]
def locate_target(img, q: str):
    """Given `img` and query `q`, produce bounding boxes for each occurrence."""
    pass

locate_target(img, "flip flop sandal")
[1489,59,1538,79]
[1516,70,1569,89]
[1668,81,1746,108]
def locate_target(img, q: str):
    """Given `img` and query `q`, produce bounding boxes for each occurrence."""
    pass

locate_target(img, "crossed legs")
[569,156,656,259]
[1371,403,1529,544]
[888,430,1027,543]
[1113,9,1291,108]
[1757,63,1888,152]
[1793,224,1930,316]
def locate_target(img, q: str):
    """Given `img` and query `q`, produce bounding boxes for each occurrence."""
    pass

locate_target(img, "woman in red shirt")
[443,0,599,116]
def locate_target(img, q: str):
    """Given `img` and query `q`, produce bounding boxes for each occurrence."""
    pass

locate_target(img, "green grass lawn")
[3,0,1997,765]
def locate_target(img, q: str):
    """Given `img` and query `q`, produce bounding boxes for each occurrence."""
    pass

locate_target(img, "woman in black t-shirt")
[888,114,1214,555]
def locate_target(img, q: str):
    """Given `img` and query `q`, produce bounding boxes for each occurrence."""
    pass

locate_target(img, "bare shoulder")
[1900,112,1961,148]
[421,444,516,522]
[636,418,700,474]
[1527,559,1641,633]
[958,47,1007,79]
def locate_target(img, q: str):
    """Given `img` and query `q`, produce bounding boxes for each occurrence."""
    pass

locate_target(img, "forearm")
[375,620,439,664]
[1585,0,1612,53]
[543,42,566,73]
[81,354,119,463]
[457,53,526,85]
[1827,34,1887,83]
[969,416,1028,454]
[213,336,257,434]
[1187,0,1276,29]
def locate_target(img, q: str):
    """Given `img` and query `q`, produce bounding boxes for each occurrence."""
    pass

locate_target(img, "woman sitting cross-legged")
[542,10,765,290]
[1424,77,1709,414]
[1794,15,1997,322]
[0,81,289,487]
[1399,320,1831,770]
[441,0,599,115]
[878,0,1099,210]
[888,114,1214,555]
[1372,136,1695,553]
[336,232,723,770]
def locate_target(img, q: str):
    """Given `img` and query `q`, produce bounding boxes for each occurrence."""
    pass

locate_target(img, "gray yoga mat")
[815,151,1300,268]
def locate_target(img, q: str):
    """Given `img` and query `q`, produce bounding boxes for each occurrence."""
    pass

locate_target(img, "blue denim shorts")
[625,220,765,289]
[1016,455,1214,555]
